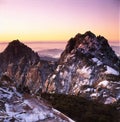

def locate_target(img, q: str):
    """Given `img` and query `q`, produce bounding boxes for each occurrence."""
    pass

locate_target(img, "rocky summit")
[0,40,40,72]
[0,40,55,94]
[44,31,120,104]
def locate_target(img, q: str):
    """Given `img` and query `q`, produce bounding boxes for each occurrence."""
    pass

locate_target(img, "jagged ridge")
[0,40,40,73]
[44,31,120,104]
[0,40,55,94]
[60,31,120,70]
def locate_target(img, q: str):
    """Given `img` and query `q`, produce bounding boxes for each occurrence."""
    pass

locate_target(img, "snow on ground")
[0,87,14,99]
[90,93,99,98]
[0,84,74,122]
[105,66,119,75]
[104,97,117,104]
[77,66,91,75]
[92,58,102,65]
[84,88,92,93]
[98,80,109,87]
[52,108,75,122]
[56,65,61,72]
[51,74,56,79]
[5,100,54,122]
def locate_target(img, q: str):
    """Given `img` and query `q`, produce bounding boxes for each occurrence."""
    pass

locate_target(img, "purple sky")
[0,0,119,42]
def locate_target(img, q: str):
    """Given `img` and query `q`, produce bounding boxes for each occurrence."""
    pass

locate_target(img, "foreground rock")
[0,78,74,122]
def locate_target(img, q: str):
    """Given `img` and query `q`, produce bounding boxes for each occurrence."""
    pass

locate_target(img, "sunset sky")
[0,0,119,42]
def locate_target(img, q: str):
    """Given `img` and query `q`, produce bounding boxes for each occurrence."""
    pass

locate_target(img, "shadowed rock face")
[0,40,40,73]
[44,31,120,104]
[0,40,56,94]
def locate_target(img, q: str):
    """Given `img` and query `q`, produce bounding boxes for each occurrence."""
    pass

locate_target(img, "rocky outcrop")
[44,31,120,104]
[0,40,39,73]
[0,40,55,94]
[0,75,74,122]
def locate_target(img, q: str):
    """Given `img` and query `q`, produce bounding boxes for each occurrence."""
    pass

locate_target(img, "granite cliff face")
[44,31,120,104]
[0,40,55,94]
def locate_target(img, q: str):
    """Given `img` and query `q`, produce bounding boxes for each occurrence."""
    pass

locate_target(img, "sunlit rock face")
[0,40,55,94]
[0,76,74,122]
[44,31,120,104]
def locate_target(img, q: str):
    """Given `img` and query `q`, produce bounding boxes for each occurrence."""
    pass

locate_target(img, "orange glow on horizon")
[0,0,119,42]
[0,29,118,42]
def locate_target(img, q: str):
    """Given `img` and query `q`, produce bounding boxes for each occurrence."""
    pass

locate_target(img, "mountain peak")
[4,39,29,53]
[7,39,27,49]
[84,31,96,38]
[3,39,38,57]
[0,40,40,71]
[60,31,119,70]
[64,31,97,54]
[9,39,21,44]
[45,31,120,103]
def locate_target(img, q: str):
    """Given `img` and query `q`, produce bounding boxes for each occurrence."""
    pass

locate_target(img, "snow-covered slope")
[44,31,120,104]
[0,77,74,122]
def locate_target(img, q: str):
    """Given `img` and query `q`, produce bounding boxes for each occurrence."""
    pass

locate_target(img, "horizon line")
[0,40,119,43]
[0,40,68,43]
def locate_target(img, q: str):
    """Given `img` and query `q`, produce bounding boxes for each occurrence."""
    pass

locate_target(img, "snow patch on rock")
[104,97,117,104]
[98,80,109,87]
[105,66,119,75]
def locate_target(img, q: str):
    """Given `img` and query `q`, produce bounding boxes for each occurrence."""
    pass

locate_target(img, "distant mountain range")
[111,46,120,57]
[38,49,63,61]
[37,44,120,61]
